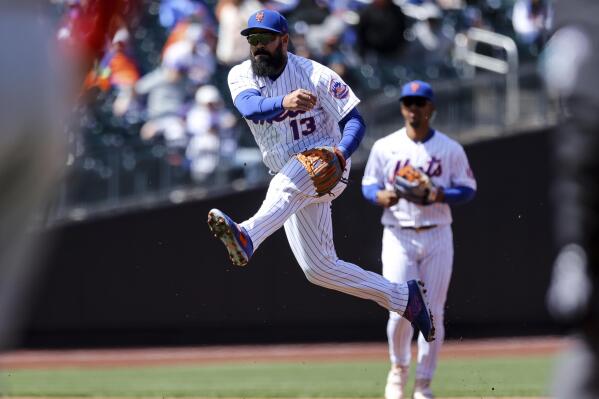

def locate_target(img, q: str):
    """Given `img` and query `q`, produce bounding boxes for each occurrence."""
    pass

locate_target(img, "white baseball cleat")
[413,379,434,399]
[385,366,408,399]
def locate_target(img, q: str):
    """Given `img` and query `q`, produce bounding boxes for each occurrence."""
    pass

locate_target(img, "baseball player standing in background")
[362,81,476,399]
[207,9,434,341]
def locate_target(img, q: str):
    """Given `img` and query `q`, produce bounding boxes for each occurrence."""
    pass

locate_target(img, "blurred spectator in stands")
[162,28,216,90]
[289,29,314,59]
[56,0,138,72]
[185,85,237,183]
[435,0,463,10]
[262,0,300,14]
[286,0,329,26]
[162,13,217,57]
[83,26,140,117]
[401,0,441,18]
[215,0,262,66]
[512,0,553,54]
[159,0,216,34]
[135,58,188,149]
[403,2,455,77]
[356,0,407,60]
[56,0,85,46]
[287,3,359,85]
[459,1,493,31]
[327,0,367,13]
[300,10,346,57]
[321,35,352,82]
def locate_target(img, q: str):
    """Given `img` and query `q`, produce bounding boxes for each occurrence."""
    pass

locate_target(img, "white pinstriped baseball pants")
[382,224,453,380]
[239,156,411,314]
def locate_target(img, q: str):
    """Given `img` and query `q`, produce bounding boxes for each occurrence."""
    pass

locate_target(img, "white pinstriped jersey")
[362,127,476,227]
[228,52,360,172]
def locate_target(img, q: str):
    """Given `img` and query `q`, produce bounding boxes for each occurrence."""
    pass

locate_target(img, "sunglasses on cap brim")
[401,97,429,107]
[247,33,278,46]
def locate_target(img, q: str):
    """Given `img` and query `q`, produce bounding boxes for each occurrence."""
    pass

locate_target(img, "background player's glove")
[296,146,346,196]
[393,165,440,205]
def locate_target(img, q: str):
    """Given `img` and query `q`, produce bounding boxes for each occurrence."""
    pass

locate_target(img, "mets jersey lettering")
[363,128,477,227]
[391,156,443,180]
[228,52,360,172]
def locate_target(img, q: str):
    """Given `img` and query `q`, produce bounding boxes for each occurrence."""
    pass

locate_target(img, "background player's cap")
[399,80,434,102]
[241,9,288,36]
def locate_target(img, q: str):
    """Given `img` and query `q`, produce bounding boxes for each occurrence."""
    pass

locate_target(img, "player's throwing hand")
[283,89,317,111]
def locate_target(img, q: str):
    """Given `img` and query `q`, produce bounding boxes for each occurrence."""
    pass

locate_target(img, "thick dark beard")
[250,42,286,78]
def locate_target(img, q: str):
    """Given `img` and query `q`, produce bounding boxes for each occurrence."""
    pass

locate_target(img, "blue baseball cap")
[399,80,434,102]
[241,9,288,36]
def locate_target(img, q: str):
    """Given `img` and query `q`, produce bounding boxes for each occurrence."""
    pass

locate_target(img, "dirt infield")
[0,336,569,369]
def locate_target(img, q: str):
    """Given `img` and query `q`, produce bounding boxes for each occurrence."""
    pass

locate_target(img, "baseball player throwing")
[207,9,434,340]
[362,81,476,399]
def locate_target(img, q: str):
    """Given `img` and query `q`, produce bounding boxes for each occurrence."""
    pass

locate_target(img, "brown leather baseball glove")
[296,146,346,196]
[394,164,440,205]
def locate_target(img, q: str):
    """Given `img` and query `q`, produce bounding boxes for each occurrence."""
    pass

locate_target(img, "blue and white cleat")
[403,280,436,342]
[207,208,254,267]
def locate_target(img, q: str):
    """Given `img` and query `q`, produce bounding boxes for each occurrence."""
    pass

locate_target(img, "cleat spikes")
[207,208,254,267]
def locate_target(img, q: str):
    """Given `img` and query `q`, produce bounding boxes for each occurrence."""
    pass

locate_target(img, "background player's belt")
[400,225,437,232]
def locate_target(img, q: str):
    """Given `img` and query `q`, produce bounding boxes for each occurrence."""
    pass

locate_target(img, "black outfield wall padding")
[23,129,557,348]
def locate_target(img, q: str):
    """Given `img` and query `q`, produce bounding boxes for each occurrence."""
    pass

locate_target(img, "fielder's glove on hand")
[296,146,347,197]
[394,165,441,205]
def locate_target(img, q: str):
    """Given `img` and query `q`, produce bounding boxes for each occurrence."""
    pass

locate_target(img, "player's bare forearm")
[283,89,316,111]
[428,187,445,203]
[377,190,399,208]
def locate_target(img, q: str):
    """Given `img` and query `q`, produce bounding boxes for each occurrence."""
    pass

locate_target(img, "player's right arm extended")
[234,89,285,120]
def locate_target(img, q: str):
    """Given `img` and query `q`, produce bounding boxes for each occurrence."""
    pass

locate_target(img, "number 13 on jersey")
[290,117,316,140]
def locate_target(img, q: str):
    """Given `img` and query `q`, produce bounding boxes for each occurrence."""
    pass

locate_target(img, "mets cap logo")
[410,82,420,93]
[329,79,349,99]
[255,11,265,22]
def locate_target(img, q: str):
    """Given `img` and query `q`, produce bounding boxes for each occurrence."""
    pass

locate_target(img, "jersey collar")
[403,128,435,143]
[421,128,435,143]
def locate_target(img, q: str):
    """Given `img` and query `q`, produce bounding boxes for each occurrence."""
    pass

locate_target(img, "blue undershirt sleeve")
[234,89,285,120]
[337,107,366,160]
[363,184,475,206]
[442,186,476,205]
[362,183,382,206]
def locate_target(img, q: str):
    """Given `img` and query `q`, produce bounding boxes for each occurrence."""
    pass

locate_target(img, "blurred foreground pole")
[543,0,599,398]
[0,0,134,353]
[0,1,69,352]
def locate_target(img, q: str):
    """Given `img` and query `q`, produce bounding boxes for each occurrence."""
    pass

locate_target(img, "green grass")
[0,355,555,397]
